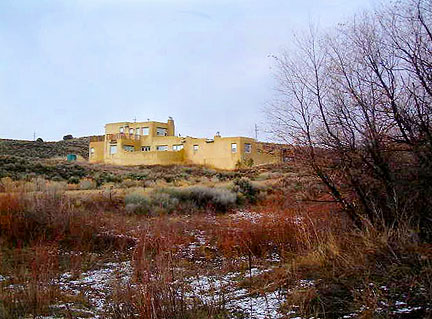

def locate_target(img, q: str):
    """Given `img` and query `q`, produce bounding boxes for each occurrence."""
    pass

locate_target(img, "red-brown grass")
[0,174,431,319]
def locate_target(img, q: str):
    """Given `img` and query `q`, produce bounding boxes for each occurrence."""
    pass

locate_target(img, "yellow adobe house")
[89,118,289,170]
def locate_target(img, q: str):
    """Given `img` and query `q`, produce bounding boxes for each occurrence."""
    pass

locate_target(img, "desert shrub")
[143,180,156,188]
[50,175,63,182]
[256,172,284,181]
[68,176,80,184]
[120,178,139,188]
[79,178,96,190]
[125,190,179,215]
[150,192,180,214]
[94,172,122,186]
[0,156,91,182]
[163,174,176,183]
[125,187,237,215]
[210,176,220,183]
[233,178,259,203]
[0,177,14,192]
[216,171,240,181]
[164,186,237,212]
[127,172,148,181]
[62,134,73,140]
[125,191,152,215]
[202,168,217,177]
[44,181,68,193]
[181,167,194,175]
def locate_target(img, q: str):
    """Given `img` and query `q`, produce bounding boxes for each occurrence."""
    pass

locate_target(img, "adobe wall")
[104,149,185,166]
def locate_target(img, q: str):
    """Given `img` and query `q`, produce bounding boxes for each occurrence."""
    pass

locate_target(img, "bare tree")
[267,0,432,236]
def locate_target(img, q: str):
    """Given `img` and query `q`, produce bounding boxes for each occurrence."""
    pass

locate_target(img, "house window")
[231,143,237,153]
[90,147,95,157]
[123,145,134,152]
[245,143,252,153]
[156,145,168,151]
[129,128,134,135]
[173,144,183,151]
[193,145,199,152]
[141,146,151,152]
[136,128,140,136]
[119,127,124,133]
[109,145,117,154]
[156,127,167,136]
[142,127,149,135]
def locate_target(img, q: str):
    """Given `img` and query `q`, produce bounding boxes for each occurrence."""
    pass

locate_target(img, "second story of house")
[105,117,175,139]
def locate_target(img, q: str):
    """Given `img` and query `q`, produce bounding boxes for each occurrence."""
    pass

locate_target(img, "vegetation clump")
[165,186,237,211]
[233,177,259,203]
[125,186,237,215]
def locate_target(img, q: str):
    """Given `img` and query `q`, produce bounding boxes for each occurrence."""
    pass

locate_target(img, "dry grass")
[0,164,431,318]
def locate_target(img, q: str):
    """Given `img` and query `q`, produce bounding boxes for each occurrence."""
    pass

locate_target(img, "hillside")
[0,137,90,160]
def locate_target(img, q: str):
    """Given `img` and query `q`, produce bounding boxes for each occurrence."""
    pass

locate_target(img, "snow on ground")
[184,269,286,319]
[179,228,214,261]
[393,306,423,314]
[50,260,132,316]
[7,211,429,318]
[231,211,263,223]
[231,210,304,226]
[341,293,428,318]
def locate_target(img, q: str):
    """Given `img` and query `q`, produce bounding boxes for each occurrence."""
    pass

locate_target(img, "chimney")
[167,117,175,136]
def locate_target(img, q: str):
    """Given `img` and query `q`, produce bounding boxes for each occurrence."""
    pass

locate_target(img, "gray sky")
[0,0,378,141]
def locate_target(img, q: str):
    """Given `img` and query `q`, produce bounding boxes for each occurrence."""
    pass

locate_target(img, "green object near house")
[67,154,77,161]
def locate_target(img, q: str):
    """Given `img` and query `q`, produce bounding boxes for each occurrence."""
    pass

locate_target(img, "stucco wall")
[182,136,242,170]
[89,120,286,170]
[89,140,105,163]
[104,150,184,166]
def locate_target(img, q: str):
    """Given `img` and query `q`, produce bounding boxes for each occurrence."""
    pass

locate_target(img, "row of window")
[110,144,185,153]
[193,143,251,153]
[119,126,167,136]
[231,143,252,153]
[107,143,252,155]
[144,145,183,152]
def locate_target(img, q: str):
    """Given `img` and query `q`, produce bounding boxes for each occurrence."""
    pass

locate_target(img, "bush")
[164,186,237,212]
[233,178,259,203]
[79,178,96,190]
[63,134,73,140]
[150,192,180,214]
[68,176,80,184]
[125,186,237,215]
[0,192,96,248]
[125,191,152,215]
[125,190,179,215]
[94,172,122,186]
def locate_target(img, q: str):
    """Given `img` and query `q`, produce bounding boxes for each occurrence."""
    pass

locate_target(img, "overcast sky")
[0,0,378,141]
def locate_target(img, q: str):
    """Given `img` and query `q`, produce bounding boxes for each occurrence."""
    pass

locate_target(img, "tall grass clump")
[125,187,237,215]
[164,186,237,212]
[0,192,79,247]
[125,190,179,215]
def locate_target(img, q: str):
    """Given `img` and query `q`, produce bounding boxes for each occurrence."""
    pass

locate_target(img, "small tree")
[63,134,73,140]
